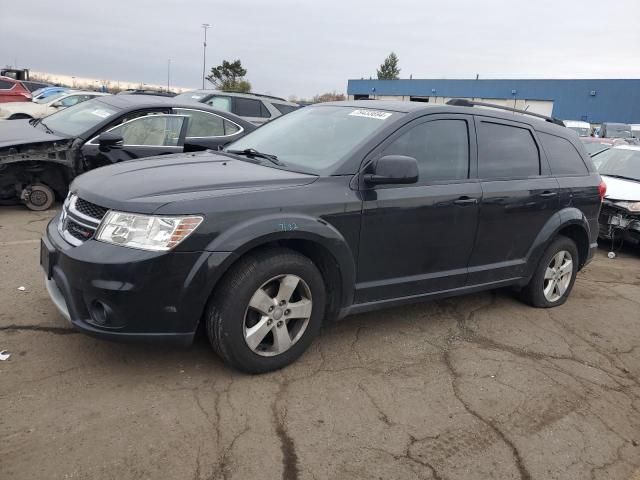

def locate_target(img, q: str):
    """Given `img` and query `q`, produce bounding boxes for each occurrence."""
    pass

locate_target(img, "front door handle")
[453,196,478,206]
[539,191,557,198]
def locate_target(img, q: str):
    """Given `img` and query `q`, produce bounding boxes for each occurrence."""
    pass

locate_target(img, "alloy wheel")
[543,250,573,302]
[243,274,313,357]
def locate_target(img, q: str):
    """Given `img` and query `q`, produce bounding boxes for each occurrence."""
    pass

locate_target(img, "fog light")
[88,300,123,328]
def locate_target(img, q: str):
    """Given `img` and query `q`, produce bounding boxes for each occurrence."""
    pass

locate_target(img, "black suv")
[41,100,604,373]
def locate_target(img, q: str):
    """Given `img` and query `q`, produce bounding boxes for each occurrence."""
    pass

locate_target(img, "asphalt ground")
[1,205,640,480]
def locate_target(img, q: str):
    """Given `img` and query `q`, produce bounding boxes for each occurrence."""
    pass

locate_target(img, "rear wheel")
[23,183,55,211]
[520,235,578,308]
[205,248,326,373]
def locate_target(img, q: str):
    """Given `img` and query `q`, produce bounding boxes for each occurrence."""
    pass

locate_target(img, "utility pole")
[167,59,171,92]
[202,23,212,89]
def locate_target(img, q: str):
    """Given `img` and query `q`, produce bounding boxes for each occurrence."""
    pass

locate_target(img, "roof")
[313,100,571,134]
[177,89,297,105]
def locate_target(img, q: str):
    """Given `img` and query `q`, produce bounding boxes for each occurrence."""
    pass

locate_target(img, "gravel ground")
[1,205,640,480]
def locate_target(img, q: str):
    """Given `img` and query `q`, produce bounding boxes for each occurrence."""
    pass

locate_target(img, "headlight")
[614,201,640,212]
[96,211,203,251]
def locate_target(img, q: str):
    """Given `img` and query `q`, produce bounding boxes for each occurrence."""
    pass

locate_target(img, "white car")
[0,91,110,120]
[563,120,591,137]
[594,145,640,247]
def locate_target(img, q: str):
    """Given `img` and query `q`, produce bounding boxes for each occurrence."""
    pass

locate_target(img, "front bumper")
[42,215,233,345]
[598,203,640,246]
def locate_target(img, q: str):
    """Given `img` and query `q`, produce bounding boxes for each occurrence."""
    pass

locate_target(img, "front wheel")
[206,248,326,373]
[520,235,579,308]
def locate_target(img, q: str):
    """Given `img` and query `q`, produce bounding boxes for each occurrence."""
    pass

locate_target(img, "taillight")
[598,180,607,201]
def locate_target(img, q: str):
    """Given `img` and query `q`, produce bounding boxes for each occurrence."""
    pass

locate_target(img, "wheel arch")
[199,214,357,325]
[526,207,593,276]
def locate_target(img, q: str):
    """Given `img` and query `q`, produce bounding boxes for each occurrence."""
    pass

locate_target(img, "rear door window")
[539,133,589,175]
[477,121,540,178]
[110,115,185,146]
[174,108,226,137]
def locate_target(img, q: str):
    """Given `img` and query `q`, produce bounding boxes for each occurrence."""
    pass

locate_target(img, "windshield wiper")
[38,120,54,134]
[226,148,282,166]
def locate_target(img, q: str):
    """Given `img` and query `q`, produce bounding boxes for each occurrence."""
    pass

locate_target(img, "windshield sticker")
[349,109,392,120]
[91,109,112,118]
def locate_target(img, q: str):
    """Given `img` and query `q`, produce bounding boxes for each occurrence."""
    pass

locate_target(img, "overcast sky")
[2,0,639,98]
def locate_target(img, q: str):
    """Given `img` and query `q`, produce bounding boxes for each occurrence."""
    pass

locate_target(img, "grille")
[74,197,108,220]
[66,219,95,241]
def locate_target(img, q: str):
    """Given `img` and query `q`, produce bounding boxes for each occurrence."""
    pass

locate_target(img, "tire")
[520,235,579,308]
[205,248,326,374]
[24,183,55,211]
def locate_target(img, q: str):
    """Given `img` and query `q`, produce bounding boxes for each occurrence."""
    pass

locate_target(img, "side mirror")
[98,132,124,148]
[51,102,62,108]
[363,155,419,185]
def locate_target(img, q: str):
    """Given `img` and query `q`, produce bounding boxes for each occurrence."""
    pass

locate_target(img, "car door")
[81,114,188,169]
[173,108,246,150]
[466,117,560,285]
[355,114,481,304]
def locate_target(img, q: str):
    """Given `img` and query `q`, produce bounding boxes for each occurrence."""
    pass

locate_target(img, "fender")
[524,207,592,278]
[203,213,357,311]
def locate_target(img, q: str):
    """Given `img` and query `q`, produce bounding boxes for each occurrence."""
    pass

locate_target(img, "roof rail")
[446,98,565,126]
[249,92,288,102]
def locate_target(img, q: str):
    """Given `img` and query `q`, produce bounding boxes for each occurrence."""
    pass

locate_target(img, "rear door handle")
[539,191,557,198]
[453,196,478,206]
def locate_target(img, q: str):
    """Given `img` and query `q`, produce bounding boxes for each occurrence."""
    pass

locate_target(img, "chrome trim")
[45,277,71,323]
[68,195,103,226]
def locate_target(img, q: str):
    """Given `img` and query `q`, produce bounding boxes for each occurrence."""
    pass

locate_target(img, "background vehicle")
[593,145,640,247]
[600,122,633,140]
[174,90,299,125]
[41,100,603,373]
[0,76,33,102]
[0,95,255,209]
[117,89,176,97]
[0,91,109,120]
[31,86,71,102]
[564,120,591,136]
[631,124,640,139]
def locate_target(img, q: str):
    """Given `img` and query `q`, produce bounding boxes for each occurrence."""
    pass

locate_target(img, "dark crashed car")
[0,95,254,210]
[42,100,604,373]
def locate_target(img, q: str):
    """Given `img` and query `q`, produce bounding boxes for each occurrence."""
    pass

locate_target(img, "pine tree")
[377,52,400,80]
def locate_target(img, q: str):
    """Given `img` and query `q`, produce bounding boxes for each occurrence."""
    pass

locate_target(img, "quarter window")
[273,103,297,115]
[234,98,264,117]
[109,115,185,146]
[382,119,470,182]
[478,121,540,178]
[206,96,232,112]
[539,132,589,175]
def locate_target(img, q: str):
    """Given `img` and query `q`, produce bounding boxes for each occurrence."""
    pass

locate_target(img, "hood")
[602,175,640,202]
[73,151,318,213]
[0,119,69,149]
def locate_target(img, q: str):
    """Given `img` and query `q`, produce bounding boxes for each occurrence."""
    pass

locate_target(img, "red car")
[0,76,33,102]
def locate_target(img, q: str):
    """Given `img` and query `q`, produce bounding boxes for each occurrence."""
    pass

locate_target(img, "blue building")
[346,79,640,124]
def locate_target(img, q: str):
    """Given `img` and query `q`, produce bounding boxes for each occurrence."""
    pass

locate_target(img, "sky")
[2,0,639,99]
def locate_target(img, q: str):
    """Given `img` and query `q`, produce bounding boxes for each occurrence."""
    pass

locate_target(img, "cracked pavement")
[1,206,640,480]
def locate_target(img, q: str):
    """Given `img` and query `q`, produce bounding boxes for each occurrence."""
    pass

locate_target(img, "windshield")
[226,105,401,172]
[594,148,640,181]
[174,91,209,102]
[35,92,65,104]
[40,98,120,136]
